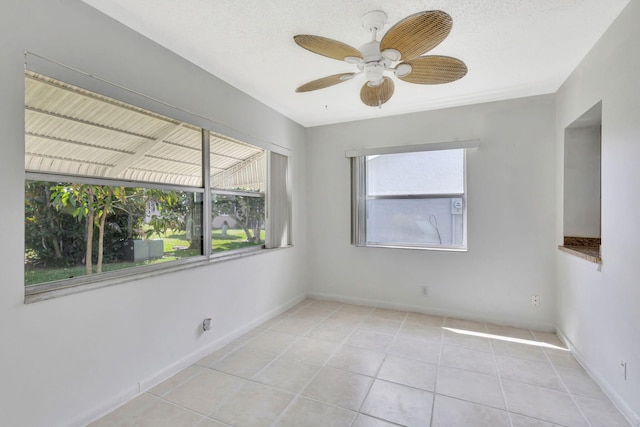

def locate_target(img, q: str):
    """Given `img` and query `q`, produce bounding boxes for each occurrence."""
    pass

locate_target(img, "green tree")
[25,181,85,265]
[213,194,264,242]
[138,190,184,237]
[94,186,127,273]
[39,184,199,277]
[50,184,127,274]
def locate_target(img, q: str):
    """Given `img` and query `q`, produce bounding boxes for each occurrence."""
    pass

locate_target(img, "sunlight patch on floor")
[442,327,569,351]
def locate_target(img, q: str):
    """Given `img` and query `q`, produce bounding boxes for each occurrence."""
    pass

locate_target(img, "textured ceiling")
[83,0,629,127]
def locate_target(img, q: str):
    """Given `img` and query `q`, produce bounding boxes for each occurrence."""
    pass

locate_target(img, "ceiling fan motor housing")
[365,63,385,86]
[359,40,391,85]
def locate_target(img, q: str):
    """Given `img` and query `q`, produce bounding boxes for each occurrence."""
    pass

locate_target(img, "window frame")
[23,66,291,302]
[349,141,479,251]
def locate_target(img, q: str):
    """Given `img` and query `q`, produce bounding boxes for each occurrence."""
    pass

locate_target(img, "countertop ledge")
[558,245,601,263]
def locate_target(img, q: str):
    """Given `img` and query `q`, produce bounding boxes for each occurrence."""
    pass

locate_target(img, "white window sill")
[359,243,467,252]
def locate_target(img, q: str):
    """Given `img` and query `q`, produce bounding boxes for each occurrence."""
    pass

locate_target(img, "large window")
[24,71,290,298]
[350,143,474,250]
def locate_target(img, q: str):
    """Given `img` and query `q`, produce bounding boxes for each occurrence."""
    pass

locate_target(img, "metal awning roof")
[25,71,265,191]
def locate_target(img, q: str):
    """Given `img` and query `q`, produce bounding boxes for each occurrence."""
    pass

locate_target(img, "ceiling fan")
[294,10,467,107]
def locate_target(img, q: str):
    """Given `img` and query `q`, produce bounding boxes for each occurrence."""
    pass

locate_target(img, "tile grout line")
[202,299,316,420]
[147,364,211,399]
[487,325,515,427]
[202,297,314,370]
[187,299,340,425]
[279,305,401,425]
[144,299,316,425]
[269,301,366,427]
[428,315,447,427]
[98,392,160,427]
[317,304,381,426]
[495,328,592,427]
[243,302,336,384]
[535,330,594,427]
[437,320,524,424]
[144,392,233,425]
[194,416,232,427]
[353,309,410,426]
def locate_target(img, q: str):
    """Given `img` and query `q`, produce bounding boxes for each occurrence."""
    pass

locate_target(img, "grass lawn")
[24,256,179,286]
[212,229,264,252]
[25,228,265,286]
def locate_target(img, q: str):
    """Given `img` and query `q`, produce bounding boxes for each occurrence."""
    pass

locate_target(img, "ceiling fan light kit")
[294,9,467,107]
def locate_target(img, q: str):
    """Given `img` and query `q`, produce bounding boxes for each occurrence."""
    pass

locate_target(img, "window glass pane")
[24,180,203,286]
[209,132,266,254]
[211,193,265,253]
[366,198,464,246]
[210,133,265,192]
[25,71,203,186]
[366,150,464,195]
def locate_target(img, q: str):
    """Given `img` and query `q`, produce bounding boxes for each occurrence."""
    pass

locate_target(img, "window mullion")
[202,129,212,257]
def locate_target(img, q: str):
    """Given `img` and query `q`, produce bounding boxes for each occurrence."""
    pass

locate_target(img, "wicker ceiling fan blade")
[398,56,467,85]
[360,77,395,107]
[295,73,356,92]
[380,11,452,61]
[294,35,363,61]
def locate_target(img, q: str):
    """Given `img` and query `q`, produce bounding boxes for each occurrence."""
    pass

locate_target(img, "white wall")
[563,126,601,237]
[555,0,640,423]
[306,94,557,331]
[0,1,307,426]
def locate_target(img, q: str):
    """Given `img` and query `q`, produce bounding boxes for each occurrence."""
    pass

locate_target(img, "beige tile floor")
[91,299,630,427]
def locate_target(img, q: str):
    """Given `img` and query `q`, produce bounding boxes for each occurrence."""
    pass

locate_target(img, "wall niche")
[561,102,602,262]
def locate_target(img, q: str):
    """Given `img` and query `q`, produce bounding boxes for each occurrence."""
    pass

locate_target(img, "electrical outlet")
[531,295,540,307]
[421,286,428,297]
[203,318,212,331]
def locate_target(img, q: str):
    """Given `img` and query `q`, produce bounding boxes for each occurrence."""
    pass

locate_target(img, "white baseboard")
[73,292,307,427]
[308,291,555,332]
[556,327,639,427]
